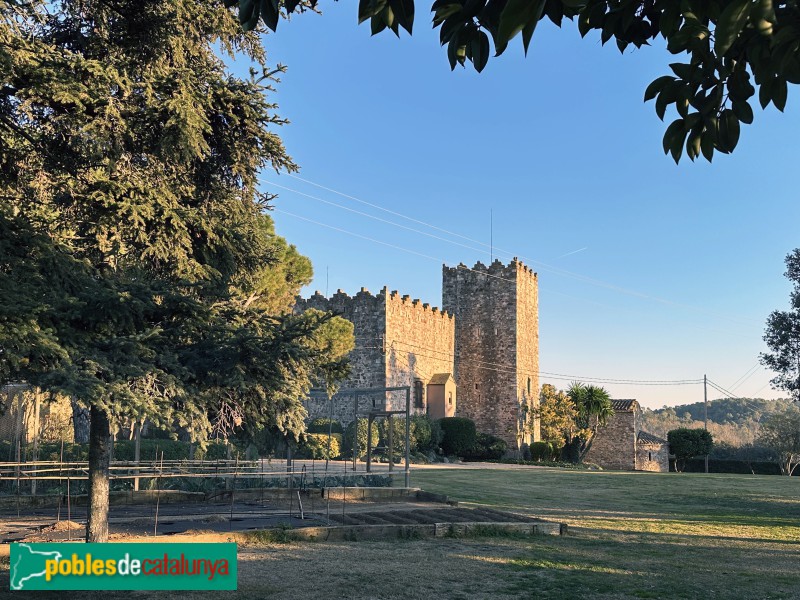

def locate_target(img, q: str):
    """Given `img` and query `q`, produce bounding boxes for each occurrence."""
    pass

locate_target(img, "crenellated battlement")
[442,258,537,281]
[296,285,452,321]
[386,286,453,320]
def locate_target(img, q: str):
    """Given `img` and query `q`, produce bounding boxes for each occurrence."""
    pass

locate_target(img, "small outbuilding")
[426,373,456,419]
[584,399,669,472]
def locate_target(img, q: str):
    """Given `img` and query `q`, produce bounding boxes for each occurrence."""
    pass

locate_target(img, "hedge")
[529,441,559,462]
[307,418,344,435]
[439,417,477,457]
[1,439,232,463]
[463,433,507,461]
[297,433,341,460]
[677,458,796,476]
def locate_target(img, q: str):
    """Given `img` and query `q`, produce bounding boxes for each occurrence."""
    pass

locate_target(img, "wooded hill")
[641,397,795,455]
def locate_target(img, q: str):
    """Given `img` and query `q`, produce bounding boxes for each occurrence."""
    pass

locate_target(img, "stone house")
[584,399,669,472]
[295,258,540,448]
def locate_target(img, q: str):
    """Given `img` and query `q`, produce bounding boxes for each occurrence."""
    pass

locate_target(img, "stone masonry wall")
[383,289,455,414]
[295,287,455,423]
[294,288,387,424]
[636,442,670,472]
[515,261,540,444]
[585,410,637,470]
[442,258,540,449]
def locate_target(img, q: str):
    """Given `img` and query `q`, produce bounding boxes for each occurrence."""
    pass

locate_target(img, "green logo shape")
[10,543,237,591]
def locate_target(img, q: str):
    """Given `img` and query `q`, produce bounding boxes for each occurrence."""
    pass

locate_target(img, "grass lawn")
[1,467,799,599]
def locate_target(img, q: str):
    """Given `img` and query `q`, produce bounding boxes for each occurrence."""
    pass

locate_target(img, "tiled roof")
[638,431,668,445]
[428,373,453,385]
[610,399,638,411]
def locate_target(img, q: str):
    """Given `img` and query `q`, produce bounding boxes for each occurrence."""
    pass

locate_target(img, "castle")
[294,258,540,449]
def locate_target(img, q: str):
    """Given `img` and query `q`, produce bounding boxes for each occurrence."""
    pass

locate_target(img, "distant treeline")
[675,458,799,476]
[642,397,794,459]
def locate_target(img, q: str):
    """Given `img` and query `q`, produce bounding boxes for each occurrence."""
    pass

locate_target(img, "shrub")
[410,415,443,452]
[297,433,341,460]
[379,418,416,460]
[200,441,232,460]
[307,418,344,435]
[463,433,508,461]
[114,439,190,461]
[668,428,714,472]
[343,418,380,460]
[439,417,477,457]
[529,441,558,461]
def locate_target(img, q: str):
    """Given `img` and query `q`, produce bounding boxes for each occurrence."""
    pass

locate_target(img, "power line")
[273,208,754,336]
[387,338,702,386]
[728,362,762,392]
[274,208,570,293]
[264,179,490,257]
[274,174,760,327]
[706,379,739,399]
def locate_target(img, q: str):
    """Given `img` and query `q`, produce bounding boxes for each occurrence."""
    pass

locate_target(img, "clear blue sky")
[241,4,799,409]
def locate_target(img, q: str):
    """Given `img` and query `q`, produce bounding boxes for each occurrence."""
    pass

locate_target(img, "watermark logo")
[10,543,237,591]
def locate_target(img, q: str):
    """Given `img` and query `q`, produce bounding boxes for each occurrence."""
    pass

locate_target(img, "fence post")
[133,421,141,492]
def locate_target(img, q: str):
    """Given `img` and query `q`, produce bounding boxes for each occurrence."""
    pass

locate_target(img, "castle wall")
[295,257,539,447]
[515,262,540,443]
[584,410,637,470]
[383,290,455,414]
[294,289,387,423]
[442,259,539,449]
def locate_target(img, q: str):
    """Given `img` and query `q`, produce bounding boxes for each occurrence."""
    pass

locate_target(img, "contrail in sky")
[556,247,587,259]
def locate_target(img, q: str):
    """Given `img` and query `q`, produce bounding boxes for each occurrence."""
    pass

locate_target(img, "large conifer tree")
[0,0,351,541]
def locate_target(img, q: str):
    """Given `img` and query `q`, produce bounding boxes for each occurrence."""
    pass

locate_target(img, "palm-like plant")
[566,382,615,462]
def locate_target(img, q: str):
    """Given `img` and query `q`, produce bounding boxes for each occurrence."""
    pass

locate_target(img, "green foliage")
[227,0,800,162]
[569,382,614,427]
[379,417,416,460]
[538,384,578,446]
[645,397,794,426]
[0,439,230,463]
[0,0,356,539]
[529,440,559,462]
[343,418,380,460]
[463,433,508,461]
[565,382,613,463]
[679,457,788,475]
[668,428,715,472]
[439,417,477,457]
[113,440,189,462]
[410,415,442,452]
[641,397,794,450]
[756,406,800,475]
[0,0,358,443]
[297,432,341,460]
[307,418,344,435]
[761,250,800,401]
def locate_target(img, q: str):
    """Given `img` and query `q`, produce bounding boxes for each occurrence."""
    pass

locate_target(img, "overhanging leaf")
[715,0,752,56]
[496,0,546,56]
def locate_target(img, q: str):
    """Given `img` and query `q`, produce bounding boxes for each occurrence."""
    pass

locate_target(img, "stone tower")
[442,258,539,449]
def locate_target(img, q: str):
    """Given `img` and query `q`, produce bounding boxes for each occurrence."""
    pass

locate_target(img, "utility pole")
[704,374,709,474]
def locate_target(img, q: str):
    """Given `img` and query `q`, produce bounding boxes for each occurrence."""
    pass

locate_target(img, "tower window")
[448,391,453,406]
[414,380,424,409]
[527,377,531,395]
[648,452,652,461]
